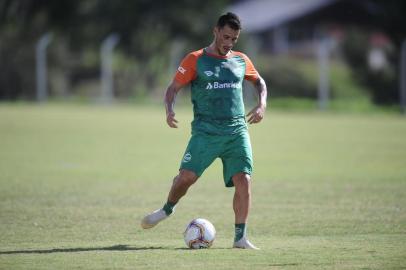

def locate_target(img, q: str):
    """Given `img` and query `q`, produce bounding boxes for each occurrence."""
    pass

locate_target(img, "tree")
[342,0,406,105]
[0,0,230,100]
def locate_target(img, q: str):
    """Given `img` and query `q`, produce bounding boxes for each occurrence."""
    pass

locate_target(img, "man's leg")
[141,169,198,229]
[167,169,198,204]
[232,172,259,250]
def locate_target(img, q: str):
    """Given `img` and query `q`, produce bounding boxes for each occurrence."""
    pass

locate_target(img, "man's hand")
[247,105,266,124]
[166,111,178,128]
[164,80,184,129]
[247,76,267,124]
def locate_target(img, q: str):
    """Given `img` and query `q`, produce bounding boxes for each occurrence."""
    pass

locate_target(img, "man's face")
[214,25,240,56]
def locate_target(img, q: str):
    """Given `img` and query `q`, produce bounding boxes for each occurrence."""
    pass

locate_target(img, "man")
[141,12,267,250]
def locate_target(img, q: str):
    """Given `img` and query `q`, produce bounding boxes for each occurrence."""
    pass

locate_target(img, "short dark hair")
[216,12,241,30]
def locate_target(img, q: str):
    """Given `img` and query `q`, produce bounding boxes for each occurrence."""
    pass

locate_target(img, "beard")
[215,41,230,56]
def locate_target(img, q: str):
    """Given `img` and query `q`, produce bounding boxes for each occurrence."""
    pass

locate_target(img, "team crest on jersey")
[214,66,220,77]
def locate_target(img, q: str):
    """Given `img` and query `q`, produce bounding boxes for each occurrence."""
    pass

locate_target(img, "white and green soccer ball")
[183,218,216,249]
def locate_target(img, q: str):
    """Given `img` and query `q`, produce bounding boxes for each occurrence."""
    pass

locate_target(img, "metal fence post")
[36,33,53,102]
[318,37,330,110]
[400,39,406,114]
[100,33,120,103]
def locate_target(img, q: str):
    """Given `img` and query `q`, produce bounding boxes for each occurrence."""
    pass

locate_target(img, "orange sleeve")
[241,53,259,82]
[174,52,199,86]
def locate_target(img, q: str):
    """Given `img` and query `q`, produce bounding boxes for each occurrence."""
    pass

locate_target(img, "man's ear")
[213,26,219,37]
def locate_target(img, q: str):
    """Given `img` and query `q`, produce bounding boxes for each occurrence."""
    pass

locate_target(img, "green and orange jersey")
[174,48,259,135]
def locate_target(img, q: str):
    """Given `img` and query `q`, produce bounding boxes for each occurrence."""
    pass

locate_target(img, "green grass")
[0,103,405,269]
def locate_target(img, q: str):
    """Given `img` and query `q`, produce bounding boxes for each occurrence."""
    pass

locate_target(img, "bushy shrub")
[259,58,318,99]
[342,29,398,105]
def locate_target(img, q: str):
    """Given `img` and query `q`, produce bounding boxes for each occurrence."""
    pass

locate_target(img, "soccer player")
[141,12,267,250]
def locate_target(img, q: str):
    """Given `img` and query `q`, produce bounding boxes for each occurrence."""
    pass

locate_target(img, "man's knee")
[177,169,198,187]
[232,172,251,191]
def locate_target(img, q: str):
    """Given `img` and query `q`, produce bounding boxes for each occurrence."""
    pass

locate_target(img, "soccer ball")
[183,218,216,249]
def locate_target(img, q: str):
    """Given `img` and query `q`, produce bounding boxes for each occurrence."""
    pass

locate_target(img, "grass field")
[0,103,405,269]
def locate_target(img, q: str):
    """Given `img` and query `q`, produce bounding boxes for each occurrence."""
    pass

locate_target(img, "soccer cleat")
[141,209,169,229]
[233,237,260,250]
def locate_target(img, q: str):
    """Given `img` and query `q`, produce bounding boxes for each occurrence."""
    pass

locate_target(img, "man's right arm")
[164,80,184,128]
[165,51,198,128]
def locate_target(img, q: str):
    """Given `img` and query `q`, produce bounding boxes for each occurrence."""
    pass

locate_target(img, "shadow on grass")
[0,245,163,255]
[174,247,230,250]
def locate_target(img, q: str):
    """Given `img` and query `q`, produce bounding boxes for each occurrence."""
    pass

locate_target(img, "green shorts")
[179,130,253,187]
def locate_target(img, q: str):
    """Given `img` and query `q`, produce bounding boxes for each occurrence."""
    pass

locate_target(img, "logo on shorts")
[183,152,192,163]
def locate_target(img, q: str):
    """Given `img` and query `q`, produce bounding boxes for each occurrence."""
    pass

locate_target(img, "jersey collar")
[204,47,234,59]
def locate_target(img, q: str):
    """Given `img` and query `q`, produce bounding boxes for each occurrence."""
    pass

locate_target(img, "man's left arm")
[247,76,267,124]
